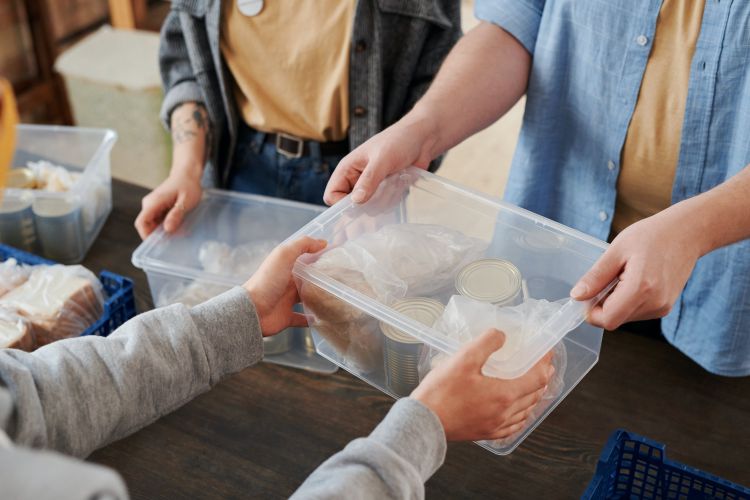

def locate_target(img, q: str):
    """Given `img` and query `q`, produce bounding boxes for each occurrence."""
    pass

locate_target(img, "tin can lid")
[7,168,37,189]
[456,258,522,305]
[381,297,445,344]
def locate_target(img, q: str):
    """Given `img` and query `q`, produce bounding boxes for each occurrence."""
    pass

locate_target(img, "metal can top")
[381,297,445,344]
[455,258,522,305]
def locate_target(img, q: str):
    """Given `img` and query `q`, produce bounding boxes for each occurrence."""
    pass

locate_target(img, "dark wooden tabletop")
[85,180,750,499]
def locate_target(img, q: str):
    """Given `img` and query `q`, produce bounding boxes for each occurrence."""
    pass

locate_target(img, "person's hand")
[134,173,202,239]
[244,237,327,336]
[570,209,701,330]
[324,116,437,206]
[412,329,554,441]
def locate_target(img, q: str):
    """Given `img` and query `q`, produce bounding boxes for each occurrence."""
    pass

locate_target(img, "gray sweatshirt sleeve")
[0,287,263,458]
[291,398,447,500]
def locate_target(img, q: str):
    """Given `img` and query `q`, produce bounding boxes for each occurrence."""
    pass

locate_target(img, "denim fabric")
[227,124,344,206]
[477,0,750,376]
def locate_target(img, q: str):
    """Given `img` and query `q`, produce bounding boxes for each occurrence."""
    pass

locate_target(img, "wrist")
[665,196,717,258]
[404,105,442,164]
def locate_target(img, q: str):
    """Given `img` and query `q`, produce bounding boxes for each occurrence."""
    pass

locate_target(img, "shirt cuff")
[369,398,447,481]
[160,79,204,130]
[475,0,543,54]
[189,287,264,384]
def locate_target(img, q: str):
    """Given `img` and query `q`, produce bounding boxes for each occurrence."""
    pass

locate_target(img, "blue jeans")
[227,124,345,206]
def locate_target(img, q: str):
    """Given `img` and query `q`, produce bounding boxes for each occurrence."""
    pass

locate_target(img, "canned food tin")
[0,194,37,251]
[380,298,445,397]
[455,258,523,306]
[33,197,84,263]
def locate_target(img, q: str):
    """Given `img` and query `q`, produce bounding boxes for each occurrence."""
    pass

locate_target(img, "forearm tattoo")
[171,103,209,145]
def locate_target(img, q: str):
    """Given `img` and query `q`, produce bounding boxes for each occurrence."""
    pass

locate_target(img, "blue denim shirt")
[476,0,750,376]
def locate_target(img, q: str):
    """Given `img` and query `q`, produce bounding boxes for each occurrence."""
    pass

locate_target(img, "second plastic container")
[132,189,337,374]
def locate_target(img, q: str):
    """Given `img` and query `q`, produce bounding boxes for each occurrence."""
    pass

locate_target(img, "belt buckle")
[275,132,304,159]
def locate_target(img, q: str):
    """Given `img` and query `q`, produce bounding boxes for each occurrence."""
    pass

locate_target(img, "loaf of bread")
[1,264,104,348]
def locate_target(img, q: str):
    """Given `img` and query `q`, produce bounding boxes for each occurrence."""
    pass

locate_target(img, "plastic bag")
[311,223,486,304]
[27,160,81,192]
[0,258,31,297]
[0,264,104,348]
[432,295,567,369]
[300,223,486,373]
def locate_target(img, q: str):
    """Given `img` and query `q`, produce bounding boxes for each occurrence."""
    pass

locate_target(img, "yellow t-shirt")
[612,0,706,235]
[220,0,355,142]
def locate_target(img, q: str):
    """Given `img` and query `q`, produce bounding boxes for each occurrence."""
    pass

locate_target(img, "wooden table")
[85,180,750,499]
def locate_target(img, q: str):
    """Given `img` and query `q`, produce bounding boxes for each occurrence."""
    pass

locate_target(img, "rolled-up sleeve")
[475,0,545,54]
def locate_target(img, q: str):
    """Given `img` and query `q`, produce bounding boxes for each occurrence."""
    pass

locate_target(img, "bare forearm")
[170,102,209,179]
[671,164,750,256]
[406,22,531,160]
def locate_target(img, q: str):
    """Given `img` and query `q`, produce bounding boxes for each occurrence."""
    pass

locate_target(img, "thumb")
[350,156,391,204]
[163,193,188,233]
[324,153,367,206]
[571,246,623,300]
[459,328,507,369]
[277,237,328,269]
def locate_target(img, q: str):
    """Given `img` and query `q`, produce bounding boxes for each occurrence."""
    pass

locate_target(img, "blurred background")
[1,0,523,194]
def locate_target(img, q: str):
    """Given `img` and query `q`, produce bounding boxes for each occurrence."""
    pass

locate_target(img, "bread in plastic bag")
[0,264,104,348]
[299,223,486,372]
[0,258,31,297]
[0,306,34,350]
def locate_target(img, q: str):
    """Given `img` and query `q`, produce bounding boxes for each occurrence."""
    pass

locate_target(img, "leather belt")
[265,131,350,159]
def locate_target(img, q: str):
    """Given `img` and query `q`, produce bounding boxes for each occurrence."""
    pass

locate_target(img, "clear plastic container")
[290,168,614,454]
[1,125,116,263]
[132,189,337,374]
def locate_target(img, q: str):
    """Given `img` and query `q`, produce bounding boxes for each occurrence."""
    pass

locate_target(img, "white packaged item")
[0,258,30,297]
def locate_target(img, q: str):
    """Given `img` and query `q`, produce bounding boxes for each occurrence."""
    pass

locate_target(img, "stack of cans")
[380,298,445,397]
[455,258,523,306]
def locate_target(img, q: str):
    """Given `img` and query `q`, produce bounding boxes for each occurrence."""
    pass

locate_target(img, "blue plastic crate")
[583,429,750,500]
[0,243,136,339]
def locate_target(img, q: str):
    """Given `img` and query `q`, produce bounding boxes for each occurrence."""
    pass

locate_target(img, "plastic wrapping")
[0,264,104,348]
[0,258,31,297]
[300,223,486,372]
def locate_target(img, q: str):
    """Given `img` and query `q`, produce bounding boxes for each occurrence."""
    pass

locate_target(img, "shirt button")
[636,35,649,46]
[607,160,616,171]
[355,40,367,53]
[599,211,608,222]
[353,106,368,117]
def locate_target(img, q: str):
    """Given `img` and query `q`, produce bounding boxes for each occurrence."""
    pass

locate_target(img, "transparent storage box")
[132,189,337,374]
[290,168,613,454]
[1,125,116,263]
